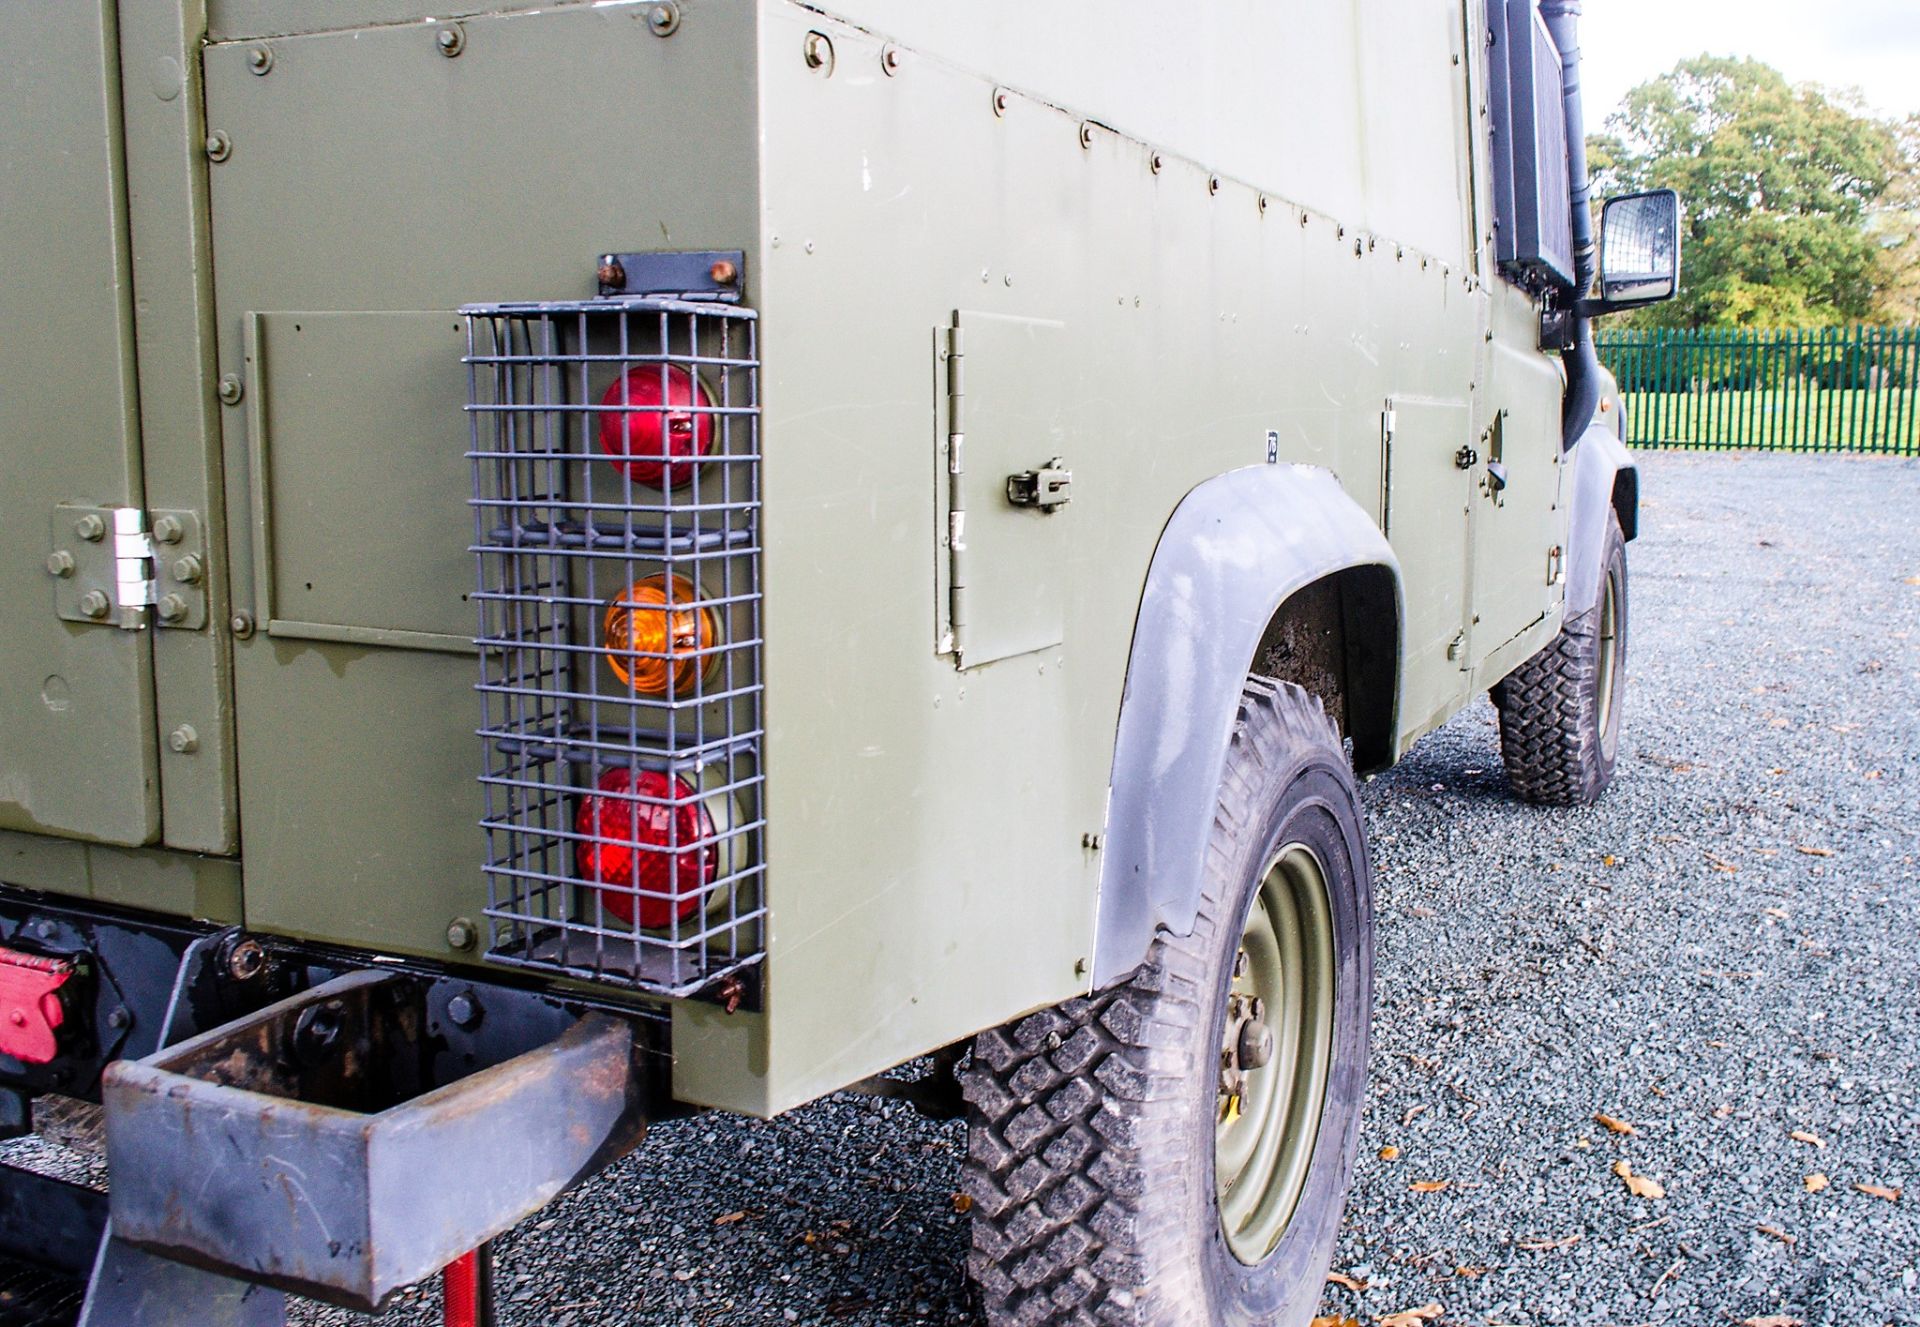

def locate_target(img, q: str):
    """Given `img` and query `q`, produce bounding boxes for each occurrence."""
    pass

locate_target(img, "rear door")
[0,2,161,847]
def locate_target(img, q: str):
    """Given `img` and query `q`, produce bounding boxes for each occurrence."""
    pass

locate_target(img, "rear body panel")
[4,0,1574,1117]
[0,2,157,847]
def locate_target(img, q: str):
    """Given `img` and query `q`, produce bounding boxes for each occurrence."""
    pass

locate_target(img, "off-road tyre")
[1491,514,1629,807]
[959,678,1374,1327]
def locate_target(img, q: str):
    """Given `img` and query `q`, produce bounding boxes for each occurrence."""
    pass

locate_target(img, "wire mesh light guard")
[464,296,765,1001]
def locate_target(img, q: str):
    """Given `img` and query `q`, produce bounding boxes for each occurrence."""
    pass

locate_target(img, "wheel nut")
[1237,1019,1275,1071]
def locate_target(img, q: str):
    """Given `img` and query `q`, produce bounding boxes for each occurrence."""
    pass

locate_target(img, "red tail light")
[597,364,714,489]
[575,767,715,928]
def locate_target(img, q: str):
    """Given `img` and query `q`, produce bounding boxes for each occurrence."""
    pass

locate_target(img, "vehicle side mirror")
[1589,189,1681,315]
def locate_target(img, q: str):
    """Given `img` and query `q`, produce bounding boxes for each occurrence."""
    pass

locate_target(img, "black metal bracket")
[594,249,745,302]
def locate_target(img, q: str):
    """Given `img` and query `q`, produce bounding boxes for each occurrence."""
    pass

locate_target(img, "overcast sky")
[1580,0,1920,126]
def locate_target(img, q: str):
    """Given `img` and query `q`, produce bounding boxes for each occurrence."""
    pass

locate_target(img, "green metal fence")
[1595,326,1920,455]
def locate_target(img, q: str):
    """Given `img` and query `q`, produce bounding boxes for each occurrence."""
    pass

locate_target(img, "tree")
[1588,57,1903,328]
[1870,115,1920,324]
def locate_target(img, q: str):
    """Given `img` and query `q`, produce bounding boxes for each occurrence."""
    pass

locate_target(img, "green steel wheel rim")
[1596,563,1621,737]
[1214,842,1336,1265]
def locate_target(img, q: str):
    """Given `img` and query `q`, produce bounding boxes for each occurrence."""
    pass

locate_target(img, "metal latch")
[47,505,207,631]
[1006,459,1072,511]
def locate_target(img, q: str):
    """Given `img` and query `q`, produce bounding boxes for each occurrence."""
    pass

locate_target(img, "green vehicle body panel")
[2,0,1601,1118]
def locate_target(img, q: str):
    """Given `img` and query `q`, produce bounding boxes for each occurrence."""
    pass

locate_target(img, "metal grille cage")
[464,297,764,1001]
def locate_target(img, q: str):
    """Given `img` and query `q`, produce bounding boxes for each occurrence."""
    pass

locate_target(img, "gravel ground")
[13,451,1918,1326]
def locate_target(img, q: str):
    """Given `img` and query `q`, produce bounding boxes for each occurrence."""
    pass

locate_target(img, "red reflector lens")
[597,364,714,489]
[574,767,715,928]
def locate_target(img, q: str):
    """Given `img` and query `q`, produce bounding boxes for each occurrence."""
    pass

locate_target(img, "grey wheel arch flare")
[1093,465,1403,987]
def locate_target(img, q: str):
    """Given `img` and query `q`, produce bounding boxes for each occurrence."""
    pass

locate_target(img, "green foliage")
[1871,115,1920,324]
[1589,57,1907,329]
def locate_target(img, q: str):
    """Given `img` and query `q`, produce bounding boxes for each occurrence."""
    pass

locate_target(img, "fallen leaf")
[1804,1173,1829,1193]
[1453,1265,1490,1277]
[1706,852,1741,873]
[1517,1231,1582,1251]
[1594,1113,1637,1136]
[1326,1270,1370,1291]
[1854,1182,1902,1202]
[1602,854,1619,867]
[1375,1306,1443,1327]
[713,1210,748,1226]
[1714,1104,1735,1119]
[1740,1316,1804,1327]
[1905,576,1920,586]
[1310,1318,1361,1327]
[950,1192,973,1214]
[1790,1130,1825,1148]
[1794,846,1834,858]
[1614,1159,1666,1199]
[1402,1104,1428,1127]
[1764,907,1789,919]
[1378,1145,1401,1161]
[1756,1224,1796,1246]
[1865,770,1883,780]
[1409,1180,1450,1194]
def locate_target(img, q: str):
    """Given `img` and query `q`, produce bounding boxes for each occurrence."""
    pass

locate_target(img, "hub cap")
[1214,842,1336,1264]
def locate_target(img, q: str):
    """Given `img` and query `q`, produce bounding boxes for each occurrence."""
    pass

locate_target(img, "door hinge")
[47,505,207,631]
[944,321,968,665]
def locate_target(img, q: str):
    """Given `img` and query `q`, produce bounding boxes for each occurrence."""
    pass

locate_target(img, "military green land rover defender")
[0,0,1677,1322]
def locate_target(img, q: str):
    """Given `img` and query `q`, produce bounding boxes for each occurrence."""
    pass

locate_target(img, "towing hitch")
[95,969,652,1316]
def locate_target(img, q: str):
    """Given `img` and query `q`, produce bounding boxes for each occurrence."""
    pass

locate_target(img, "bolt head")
[803,31,833,71]
[446,992,481,1027]
[107,1007,132,1030]
[446,918,478,950]
[217,373,244,405]
[79,590,110,619]
[74,514,106,542]
[153,515,184,544]
[230,612,256,638]
[991,88,1010,116]
[156,593,188,623]
[168,724,199,754]
[435,24,465,54]
[709,257,738,286]
[646,3,680,36]
[225,938,267,981]
[247,46,273,74]
[172,555,204,584]
[204,131,231,161]
[45,551,75,578]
